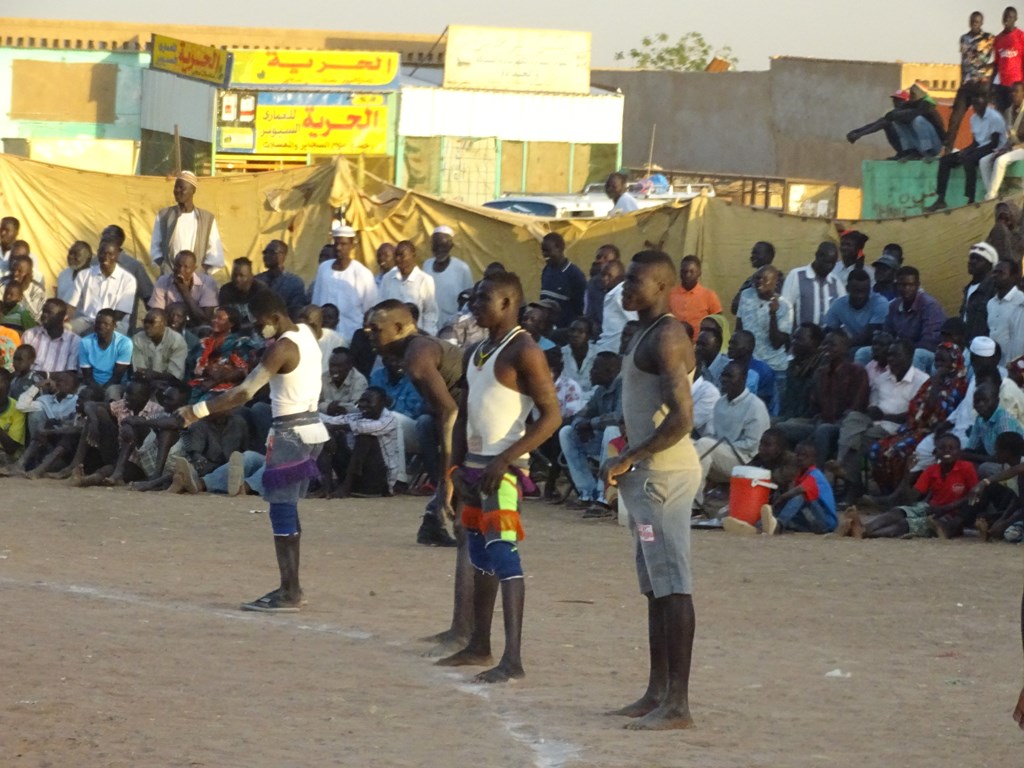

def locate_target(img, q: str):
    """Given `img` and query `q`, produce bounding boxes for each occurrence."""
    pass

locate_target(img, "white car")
[482,181,714,219]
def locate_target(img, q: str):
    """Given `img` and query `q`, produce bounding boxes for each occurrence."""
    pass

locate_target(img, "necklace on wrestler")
[474,325,521,369]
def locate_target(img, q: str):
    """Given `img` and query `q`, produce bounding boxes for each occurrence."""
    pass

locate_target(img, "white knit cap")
[969,242,998,266]
[433,225,454,236]
[331,221,357,238]
[969,336,997,357]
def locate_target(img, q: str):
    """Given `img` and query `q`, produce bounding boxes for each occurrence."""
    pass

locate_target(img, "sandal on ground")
[240,590,301,613]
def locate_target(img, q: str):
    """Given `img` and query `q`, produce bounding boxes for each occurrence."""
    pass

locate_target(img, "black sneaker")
[416,514,456,547]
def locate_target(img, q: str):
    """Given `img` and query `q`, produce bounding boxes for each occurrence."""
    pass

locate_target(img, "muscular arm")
[406,339,459,488]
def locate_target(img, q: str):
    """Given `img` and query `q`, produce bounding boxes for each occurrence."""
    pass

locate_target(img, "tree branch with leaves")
[615,32,738,71]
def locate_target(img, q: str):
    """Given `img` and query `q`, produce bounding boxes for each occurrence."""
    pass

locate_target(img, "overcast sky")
[10,0,973,69]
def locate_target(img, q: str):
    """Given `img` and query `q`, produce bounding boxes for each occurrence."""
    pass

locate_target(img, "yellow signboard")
[255,105,388,155]
[230,50,400,89]
[150,34,231,87]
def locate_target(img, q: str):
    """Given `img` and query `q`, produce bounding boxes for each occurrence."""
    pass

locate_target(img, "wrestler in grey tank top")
[622,315,701,472]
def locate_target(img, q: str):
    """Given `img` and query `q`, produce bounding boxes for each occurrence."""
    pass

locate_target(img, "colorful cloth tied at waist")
[458,466,525,542]
[263,415,323,492]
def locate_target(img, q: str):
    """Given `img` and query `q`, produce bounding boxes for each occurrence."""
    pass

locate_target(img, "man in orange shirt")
[668,255,722,339]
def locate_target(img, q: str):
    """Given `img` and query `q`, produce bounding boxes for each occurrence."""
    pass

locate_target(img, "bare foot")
[67,466,86,487]
[48,466,74,481]
[624,703,694,730]
[105,474,125,487]
[976,517,991,542]
[848,508,865,539]
[422,635,472,659]
[607,694,662,718]
[435,646,493,667]
[474,660,524,684]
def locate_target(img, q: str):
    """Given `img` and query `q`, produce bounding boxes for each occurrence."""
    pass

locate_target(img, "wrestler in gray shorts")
[618,466,701,597]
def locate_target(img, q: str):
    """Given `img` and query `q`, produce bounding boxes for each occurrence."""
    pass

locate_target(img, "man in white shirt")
[310,222,378,340]
[68,239,137,335]
[981,81,1024,199]
[780,242,846,326]
[298,304,348,374]
[422,225,474,330]
[378,240,439,334]
[56,242,93,303]
[595,259,637,351]
[836,339,928,500]
[926,93,1008,210]
[149,171,225,272]
[605,172,639,216]
[987,257,1024,364]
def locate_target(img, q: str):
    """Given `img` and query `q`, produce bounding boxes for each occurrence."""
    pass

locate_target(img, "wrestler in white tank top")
[271,324,323,418]
[466,327,533,461]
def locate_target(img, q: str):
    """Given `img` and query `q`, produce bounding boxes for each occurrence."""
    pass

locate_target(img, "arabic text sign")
[150,34,231,87]
[230,51,400,89]
[255,105,388,155]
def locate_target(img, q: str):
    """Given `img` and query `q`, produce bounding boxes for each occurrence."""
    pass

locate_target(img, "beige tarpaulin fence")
[0,153,1013,315]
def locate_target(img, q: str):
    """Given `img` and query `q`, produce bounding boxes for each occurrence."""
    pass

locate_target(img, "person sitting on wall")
[846,85,947,160]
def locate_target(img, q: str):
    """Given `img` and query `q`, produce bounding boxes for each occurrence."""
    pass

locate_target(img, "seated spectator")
[347,309,378,380]
[757,441,837,535]
[539,347,585,501]
[824,268,889,362]
[562,317,598,401]
[187,306,256,403]
[776,323,825,421]
[777,330,868,466]
[168,449,264,497]
[942,431,1024,541]
[925,93,1006,211]
[728,329,775,410]
[255,240,306,319]
[730,241,780,315]
[864,330,895,386]
[736,265,792,410]
[693,360,771,506]
[67,239,137,335]
[23,299,80,376]
[0,323,16,371]
[0,254,45,321]
[218,257,267,331]
[319,386,401,497]
[884,266,945,371]
[668,255,722,339]
[963,381,1024,473]
[696,324,756,393]
[986,258,1024,364]
[101,224,154,334]
[690,373,721,439]
[378,240,439,335]
[167,408,251,492]
[56,241,93,303]
[960,241,998,340]
[149,250,218,326]
[9,345,35,400]
[987,200,1024,262]
[852,433,976,539]
[594,259,637,352]
[835,339,929,501]
[832,230,875,285]
[165,302,201,357]
[0,283,37,332]
[846,86,945,159]
[870,342,968,493]
[871,247,901,301]
[6,370,80,477]
[747,427,799,502]
[521,300,559,350]
[370,353,428,486]
[557,351,622,510]
[80,309,132,392]
[320,347,369,416]
[781,242,844,326]
[321,303,340,333]
[4,240,43,289]
[298,304,347,374]
[0,367,26,464]
[131,308,188,385]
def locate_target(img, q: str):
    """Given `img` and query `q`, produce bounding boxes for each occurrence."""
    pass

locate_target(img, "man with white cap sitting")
[960,241,998,341]
[424,225,474,331]
[149,171,225,273]
[311,222,378,340]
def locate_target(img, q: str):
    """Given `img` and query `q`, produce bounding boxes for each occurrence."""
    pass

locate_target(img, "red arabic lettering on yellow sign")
[151,34,230,86]
[255,105,388,155]
[231,50,399,87]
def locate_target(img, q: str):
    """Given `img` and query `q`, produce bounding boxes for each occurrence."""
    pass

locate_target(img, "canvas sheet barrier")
[0,152,1013,316]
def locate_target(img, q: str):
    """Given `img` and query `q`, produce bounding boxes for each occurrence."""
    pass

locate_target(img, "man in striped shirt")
[22,299,80,376]
[780,242,846,326]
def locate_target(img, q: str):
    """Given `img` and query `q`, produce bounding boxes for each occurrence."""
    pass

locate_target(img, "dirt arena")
[2,481,1021,767]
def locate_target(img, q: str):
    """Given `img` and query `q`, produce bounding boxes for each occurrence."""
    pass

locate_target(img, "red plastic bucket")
[729,466,776,525]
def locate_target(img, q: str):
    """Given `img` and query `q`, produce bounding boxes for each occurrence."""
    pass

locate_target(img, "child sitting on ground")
[848,432,977,539]
[761,441,837,535]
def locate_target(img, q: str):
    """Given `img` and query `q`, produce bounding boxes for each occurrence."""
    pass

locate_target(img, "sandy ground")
[1,480,1022,768]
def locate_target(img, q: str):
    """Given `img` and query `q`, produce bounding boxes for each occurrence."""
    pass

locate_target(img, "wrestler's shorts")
[458,466,525,580]
[618,466,700,598]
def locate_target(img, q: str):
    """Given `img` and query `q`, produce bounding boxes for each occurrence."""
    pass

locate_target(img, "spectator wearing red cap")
[846,88,946,160]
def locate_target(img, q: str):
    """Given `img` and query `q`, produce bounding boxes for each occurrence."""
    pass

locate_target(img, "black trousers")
[936,144,994,201]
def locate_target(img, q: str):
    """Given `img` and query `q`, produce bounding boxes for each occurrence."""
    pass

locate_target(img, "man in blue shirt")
[884,266,946,372]
[254,240,306,319]
[539,233,587,330]
[824,268,889,363]
[79,308,132,389]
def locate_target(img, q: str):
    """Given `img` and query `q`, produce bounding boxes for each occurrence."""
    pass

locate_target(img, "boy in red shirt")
[855,433,977,538]
[995,7,1024,110]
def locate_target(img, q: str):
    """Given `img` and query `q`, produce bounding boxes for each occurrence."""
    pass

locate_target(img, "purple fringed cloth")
[262,411,327,501]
